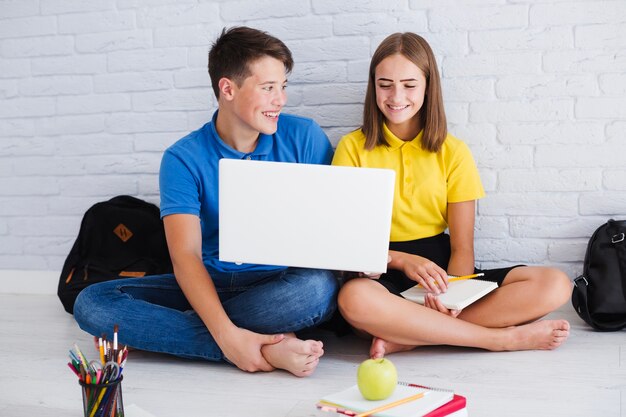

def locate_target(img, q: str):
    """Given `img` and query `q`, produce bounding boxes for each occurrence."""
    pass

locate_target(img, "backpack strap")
[608,220,626,302]
[574,275,626,331]
[572,276,595,328]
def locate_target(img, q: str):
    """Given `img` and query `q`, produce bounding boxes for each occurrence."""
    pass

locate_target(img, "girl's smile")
[375,53,427,140]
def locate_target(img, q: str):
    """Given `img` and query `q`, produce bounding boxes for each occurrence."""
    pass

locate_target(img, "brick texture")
[1,0,625,276]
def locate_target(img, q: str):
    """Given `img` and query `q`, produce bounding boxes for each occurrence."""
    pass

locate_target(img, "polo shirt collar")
[383,122,424,151]
[207,110,274,159]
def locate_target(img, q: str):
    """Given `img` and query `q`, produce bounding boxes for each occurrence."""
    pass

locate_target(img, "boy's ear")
[218,77,236,101]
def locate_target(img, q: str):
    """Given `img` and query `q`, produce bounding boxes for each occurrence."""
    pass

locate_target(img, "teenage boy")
[74,26,338,377]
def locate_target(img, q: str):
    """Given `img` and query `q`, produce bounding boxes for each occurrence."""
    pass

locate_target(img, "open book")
[401,279,498,310]
[317,382,456,417]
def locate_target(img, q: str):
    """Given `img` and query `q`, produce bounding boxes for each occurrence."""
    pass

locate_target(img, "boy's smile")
[232,56,288,136]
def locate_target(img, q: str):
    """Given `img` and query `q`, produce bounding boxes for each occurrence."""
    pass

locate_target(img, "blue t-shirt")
[159,111,334,273]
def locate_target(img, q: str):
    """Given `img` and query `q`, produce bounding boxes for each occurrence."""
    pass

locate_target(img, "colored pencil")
[448,272,485,283]
[353,392,427,417]
[68,326,127,417]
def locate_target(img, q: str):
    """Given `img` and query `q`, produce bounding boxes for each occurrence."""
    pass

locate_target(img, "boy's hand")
[356,255,393,279]
[219,327,284,373]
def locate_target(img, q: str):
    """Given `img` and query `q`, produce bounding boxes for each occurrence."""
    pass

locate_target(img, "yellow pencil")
[89,387,107,417]
[98,337,105,365]
[354,392,427,417]
[448,272,485,283]
[417,273,485,288]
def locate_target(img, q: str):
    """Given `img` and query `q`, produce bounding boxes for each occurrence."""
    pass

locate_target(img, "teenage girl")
[332,32,572,359]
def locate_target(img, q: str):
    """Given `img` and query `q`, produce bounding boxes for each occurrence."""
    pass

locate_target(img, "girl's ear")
[218,77,235,101]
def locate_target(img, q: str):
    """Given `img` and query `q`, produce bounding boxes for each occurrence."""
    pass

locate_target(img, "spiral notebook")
[317,382,456,417]
[401,279,498,311]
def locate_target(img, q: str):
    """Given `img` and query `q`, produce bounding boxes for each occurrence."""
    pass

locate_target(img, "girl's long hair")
[362,33,447,152]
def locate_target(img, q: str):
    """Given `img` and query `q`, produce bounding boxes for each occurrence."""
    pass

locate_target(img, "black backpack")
[572,219,626,331]
[58,195,173,314]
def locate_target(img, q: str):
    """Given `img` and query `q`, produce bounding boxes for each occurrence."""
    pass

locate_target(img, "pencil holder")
[79,376,124,417]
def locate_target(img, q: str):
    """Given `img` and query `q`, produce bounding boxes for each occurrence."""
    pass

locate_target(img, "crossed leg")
[338,266,572,358]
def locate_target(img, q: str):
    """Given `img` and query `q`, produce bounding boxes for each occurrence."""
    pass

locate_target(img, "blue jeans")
[73,267,338,361]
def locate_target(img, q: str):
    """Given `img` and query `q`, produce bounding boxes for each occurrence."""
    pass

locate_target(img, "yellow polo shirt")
[332,125,485,241]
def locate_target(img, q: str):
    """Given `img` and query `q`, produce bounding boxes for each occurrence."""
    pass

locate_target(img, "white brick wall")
[1,0,625,282]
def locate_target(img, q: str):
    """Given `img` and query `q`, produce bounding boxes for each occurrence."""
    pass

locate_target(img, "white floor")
[0,294,624,417]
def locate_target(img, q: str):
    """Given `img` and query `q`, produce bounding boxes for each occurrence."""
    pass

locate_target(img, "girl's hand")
[424,293,461,318]
[395,252,448,293]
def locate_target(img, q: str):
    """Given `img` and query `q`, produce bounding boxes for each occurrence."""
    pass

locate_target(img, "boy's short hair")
[208,26,294,99]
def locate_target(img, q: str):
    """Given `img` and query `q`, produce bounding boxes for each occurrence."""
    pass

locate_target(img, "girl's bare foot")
[369,337,415,359]
[369,320,569,355]
[261,335,324,377]
[500,319,570,351]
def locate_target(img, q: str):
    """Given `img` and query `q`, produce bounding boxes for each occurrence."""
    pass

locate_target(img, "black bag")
[572,219,626,331]
[58,195,173,314]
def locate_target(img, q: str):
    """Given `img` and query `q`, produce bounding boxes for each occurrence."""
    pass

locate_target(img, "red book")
[423,394,467,417]
[318,382,465,417]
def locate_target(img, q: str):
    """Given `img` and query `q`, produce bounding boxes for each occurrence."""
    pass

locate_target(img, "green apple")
[356,358,398,400]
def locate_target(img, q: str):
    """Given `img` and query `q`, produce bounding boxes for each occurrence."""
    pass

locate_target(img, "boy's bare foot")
[261,335,324,377]
[500,319,570,351]
[369,337,415,359]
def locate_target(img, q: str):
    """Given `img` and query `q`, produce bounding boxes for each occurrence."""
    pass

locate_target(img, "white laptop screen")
[218,159,395,273]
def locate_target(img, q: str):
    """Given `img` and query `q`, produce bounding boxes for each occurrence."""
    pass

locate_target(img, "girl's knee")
[337,279,372,320]
[549,268,573,304]
[514,267,571,312]
[536,268,572,309]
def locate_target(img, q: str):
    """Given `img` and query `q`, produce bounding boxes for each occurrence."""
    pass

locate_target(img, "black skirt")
[378,233,522,295]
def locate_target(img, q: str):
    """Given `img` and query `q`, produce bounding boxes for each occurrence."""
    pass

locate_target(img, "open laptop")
[218,159,395,273]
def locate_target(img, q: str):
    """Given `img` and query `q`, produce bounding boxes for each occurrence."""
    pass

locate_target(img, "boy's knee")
[73,283,115,335]
[309,269,339,299]
[292,269,338,313]
[73,288,95,332]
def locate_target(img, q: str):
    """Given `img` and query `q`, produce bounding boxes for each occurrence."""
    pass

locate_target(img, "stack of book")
[317,382,467,417]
